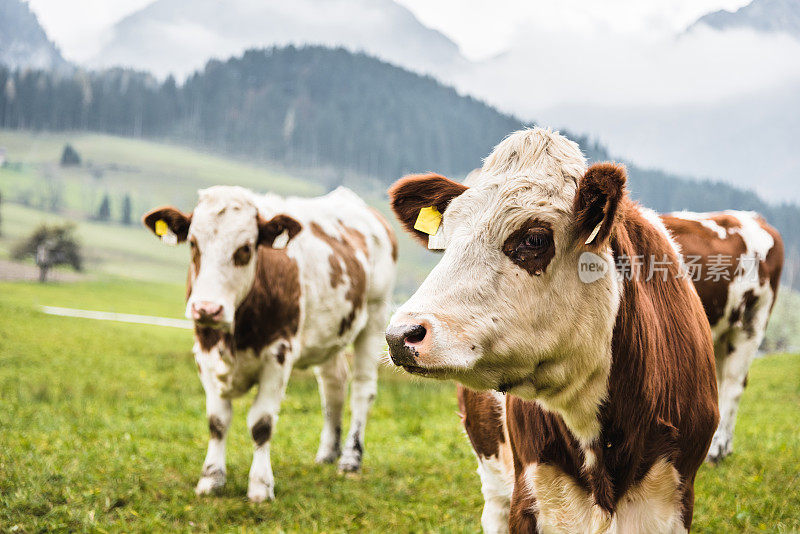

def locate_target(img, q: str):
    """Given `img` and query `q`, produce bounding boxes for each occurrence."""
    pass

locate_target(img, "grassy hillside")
[0,130,320,220]
[0,130,436,294]
[0,279,798,532]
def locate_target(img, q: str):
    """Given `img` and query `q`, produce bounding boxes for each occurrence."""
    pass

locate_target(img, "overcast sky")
[28,0,752,62]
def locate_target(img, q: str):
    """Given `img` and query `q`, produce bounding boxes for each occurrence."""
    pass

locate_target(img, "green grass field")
[0,279,799,533]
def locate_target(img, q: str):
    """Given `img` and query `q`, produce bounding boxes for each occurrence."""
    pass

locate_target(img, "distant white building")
[0,147,6,166]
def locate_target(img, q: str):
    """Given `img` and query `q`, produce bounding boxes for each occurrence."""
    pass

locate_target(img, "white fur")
[185,185,396,500]
[523,458,684,534]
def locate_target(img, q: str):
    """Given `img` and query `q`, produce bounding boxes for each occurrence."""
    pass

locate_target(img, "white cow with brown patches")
[661,210,783,462]
[144,186,396,502]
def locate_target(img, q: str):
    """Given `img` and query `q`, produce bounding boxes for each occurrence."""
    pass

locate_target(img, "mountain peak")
[0,0,68,71]
[92,0,466,79]
[689,0,800,39]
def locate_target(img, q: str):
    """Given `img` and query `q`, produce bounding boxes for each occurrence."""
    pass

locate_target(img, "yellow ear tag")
[414,206,442,235]
[155,219,168,237]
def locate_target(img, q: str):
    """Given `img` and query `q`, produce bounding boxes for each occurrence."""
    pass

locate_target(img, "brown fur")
[756,217,784,305]
[660,216,747,326]
[572,163,626,248]
[388,173,469,246]
[142,206,192,242]
[457,387,506,459]
[232,246,301,354]
[506,197,719,531]
[310,222,367,336]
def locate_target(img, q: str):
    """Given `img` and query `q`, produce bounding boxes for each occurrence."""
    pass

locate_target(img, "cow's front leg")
[196,362,232,496]
[339,305,382,472]
[247,353,291,502]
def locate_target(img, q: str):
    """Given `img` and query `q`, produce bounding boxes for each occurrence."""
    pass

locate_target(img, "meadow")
[0,279,799,533]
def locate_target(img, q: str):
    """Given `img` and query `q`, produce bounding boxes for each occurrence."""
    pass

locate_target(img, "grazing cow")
[385,129,719,533]
[143,186,396,501]
[661,211,783,462]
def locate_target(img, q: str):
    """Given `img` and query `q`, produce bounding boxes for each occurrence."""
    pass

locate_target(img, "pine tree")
[96,194,111,221]
[121,194,132,225]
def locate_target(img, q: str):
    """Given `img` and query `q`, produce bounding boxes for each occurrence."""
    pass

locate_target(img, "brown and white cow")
[144,186,396,501]
[661,211,783,462]
[453,210,784,532]
[385,129,719,533]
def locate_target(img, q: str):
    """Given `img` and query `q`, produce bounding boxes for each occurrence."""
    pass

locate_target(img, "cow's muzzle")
[385,323,429,367]
[191,301,225,326]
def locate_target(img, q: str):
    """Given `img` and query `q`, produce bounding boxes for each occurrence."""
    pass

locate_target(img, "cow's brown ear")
[388,173,468,246]
[573,163,627,249]
[142,206,192,243]
[258,214,302,248]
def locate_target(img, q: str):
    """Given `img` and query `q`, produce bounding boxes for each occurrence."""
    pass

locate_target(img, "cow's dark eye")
[502,220,555,276]
[233,244,252,266]
[523,233,549,251]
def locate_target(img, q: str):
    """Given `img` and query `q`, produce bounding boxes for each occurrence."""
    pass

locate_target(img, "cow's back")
[661,211,783,332]
[262,187,396,364]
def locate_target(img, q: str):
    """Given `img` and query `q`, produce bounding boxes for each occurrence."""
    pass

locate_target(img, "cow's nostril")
[405,324,427,345]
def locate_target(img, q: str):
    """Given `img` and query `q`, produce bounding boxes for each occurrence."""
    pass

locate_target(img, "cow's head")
[143,186,301,329]
[386,129,626,410]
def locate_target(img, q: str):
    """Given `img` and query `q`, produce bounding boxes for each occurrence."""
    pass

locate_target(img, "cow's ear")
[573,163,627,249]
[142,206,192,243]
[258,214,302,248]
[388,173,469,246]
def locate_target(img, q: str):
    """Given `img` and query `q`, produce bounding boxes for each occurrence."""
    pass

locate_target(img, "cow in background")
[662,211,783,461]
[144,186,396,501]
[386,129,718,532]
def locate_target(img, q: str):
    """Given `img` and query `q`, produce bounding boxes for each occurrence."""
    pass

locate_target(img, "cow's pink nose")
[385,323,429,367]
[191,301,224,323]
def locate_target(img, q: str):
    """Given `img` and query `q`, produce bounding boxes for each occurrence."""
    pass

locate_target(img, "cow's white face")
[143,186,301,330]
[386,130,626,420]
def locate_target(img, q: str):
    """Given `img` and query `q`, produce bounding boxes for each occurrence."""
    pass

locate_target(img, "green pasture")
[0,279,798,533]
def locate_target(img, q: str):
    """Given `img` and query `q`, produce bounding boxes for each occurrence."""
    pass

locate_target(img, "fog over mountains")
[91,0,467,79]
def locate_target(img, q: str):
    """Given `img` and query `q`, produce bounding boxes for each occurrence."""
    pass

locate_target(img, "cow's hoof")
[247,482,275,503]
[705,440,731,463]
[337,455,362,473]
[315,449,341,464]
[195,470,226,496]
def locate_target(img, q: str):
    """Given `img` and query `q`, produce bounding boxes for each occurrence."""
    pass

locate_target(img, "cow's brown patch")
[276,343,287,365]
[208,415,226,440]
[502,219,555,276]
[232,246,301,354]
[756,217,784,305]
[660,215,747,326]
[369,207,398,261]
[506,197,718,529]
[457,386,505,459]
[190,239,201,274]
[388,173,469,246]
[707,213,741,230]
[196,326,223,352]
[310,222,367,336]
[251,415,272,446]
